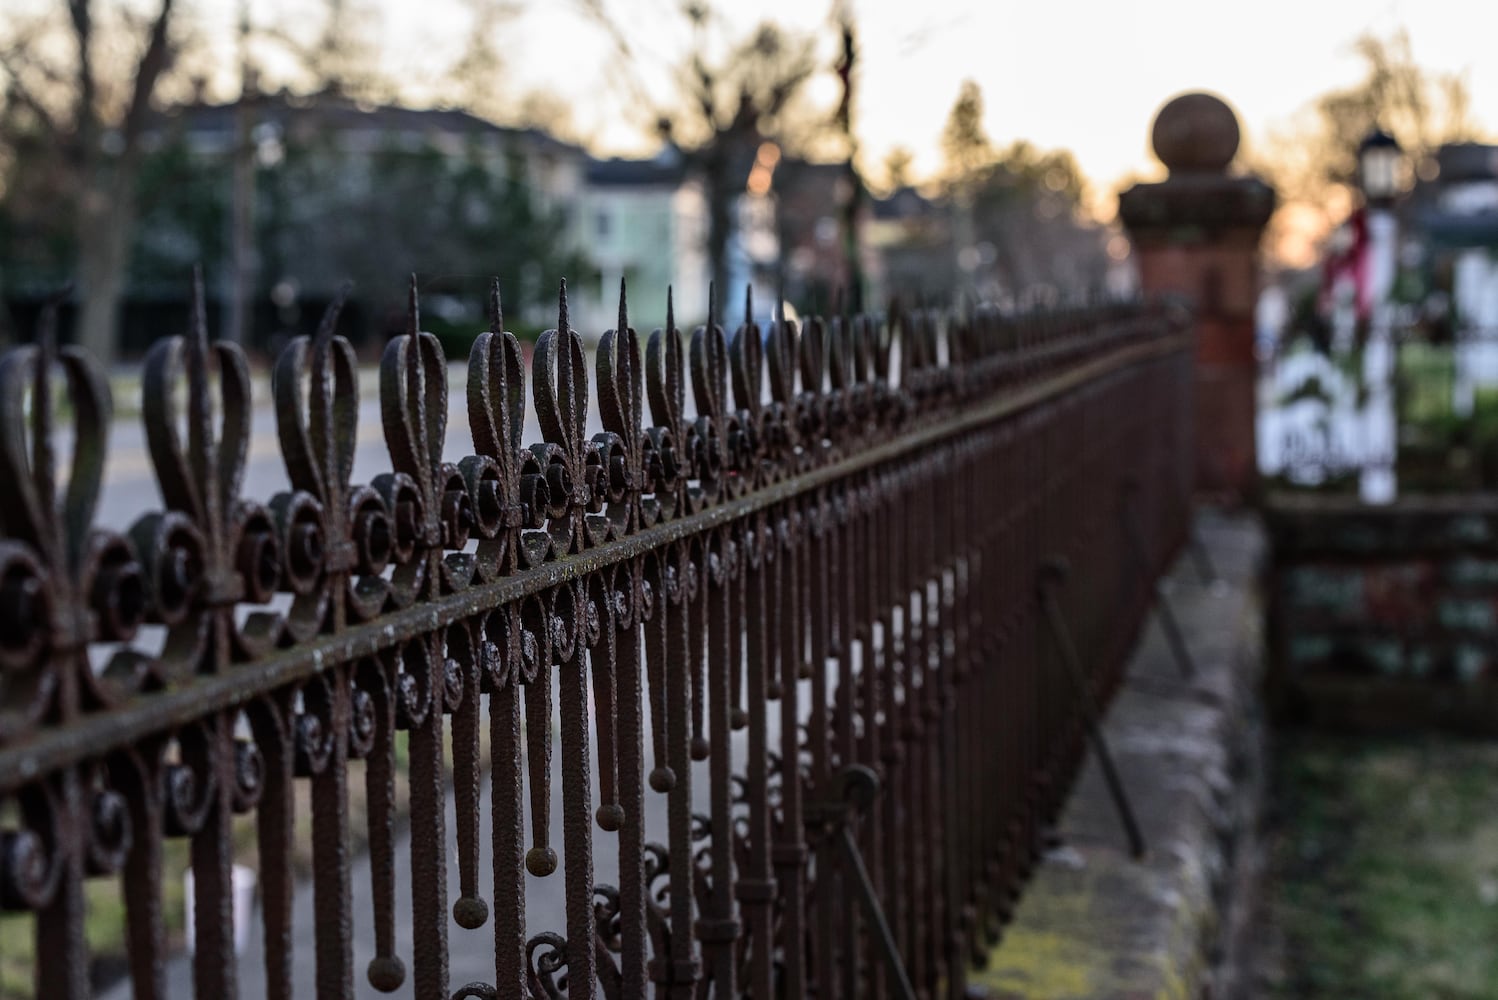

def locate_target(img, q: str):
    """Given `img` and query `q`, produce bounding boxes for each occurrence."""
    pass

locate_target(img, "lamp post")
[1357,127,1404,502]
[1358,128,1403,307]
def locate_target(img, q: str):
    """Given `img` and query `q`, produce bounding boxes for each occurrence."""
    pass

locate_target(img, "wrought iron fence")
[0,274,1191,999]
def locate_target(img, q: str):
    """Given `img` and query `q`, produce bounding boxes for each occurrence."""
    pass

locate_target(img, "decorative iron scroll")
[0,277,1191,1000]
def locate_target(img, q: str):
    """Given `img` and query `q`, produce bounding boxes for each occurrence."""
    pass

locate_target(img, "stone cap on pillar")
[1118,92,1275,240]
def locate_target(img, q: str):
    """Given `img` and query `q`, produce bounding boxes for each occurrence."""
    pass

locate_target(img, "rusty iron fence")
[0,276,1191,999]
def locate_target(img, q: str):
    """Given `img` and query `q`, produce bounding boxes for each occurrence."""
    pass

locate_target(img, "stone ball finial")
[1151,92,1240,174]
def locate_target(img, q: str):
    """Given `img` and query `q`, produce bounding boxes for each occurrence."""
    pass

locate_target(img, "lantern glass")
[1358,130,1403,202]
[1361,147,1400,200]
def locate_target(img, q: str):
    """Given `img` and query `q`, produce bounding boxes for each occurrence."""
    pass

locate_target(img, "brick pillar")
[1118,93,1275,500]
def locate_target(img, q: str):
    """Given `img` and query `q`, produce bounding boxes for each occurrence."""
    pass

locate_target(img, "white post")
[1360,206,1399,503]
[184,865,258,956]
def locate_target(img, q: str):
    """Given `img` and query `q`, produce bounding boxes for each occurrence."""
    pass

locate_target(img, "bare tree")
[940,79,992,186]
[833,5,865,308]
[445,0,521,121]
[0,0,179,363]
[1249,29,1482,265]
[583,1,822,304]
[668,10,818,301]
[936,81,1108,302]
[256,0,392,102]
[882,146,914,192]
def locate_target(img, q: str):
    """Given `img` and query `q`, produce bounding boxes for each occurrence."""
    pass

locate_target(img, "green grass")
[1390,344,1498,491]
[1265,734,1498,999]
[0,837,192,997]
[1398,344,1457,427]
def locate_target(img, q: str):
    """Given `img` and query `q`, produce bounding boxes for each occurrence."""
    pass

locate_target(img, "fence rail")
[0,276,1191,999]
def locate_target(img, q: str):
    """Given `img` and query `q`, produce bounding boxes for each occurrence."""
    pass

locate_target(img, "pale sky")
[211,0,1498,202]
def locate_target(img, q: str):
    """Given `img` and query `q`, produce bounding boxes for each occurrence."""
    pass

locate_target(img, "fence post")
[1119,92,1275,502]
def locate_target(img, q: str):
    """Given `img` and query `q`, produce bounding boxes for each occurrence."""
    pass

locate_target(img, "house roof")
[1436,144,1498,184]
[152,94,588,158]
[585,155,687,188]
[1418,209,1498,248]
[872,186,937,221]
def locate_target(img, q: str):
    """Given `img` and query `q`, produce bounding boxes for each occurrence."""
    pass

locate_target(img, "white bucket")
[183,864,258,956]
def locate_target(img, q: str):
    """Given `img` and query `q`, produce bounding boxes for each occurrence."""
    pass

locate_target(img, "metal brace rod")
[1121,488,1198,680]
[813,765,920,1000]
[1187,524,1219,587]
[1038,559,1147,860]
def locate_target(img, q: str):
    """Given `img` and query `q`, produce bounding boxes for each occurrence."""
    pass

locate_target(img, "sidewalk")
[970,510,1268,1000]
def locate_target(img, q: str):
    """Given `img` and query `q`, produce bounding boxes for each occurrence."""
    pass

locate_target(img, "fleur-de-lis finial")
[377,271,477,604]
[469,279,525,470]
[318,281,351,342]
[272,282,393,632]
[596,277,650,535]
[407,272,420,337]
[186,267,216,522]
[0,290,147,724]
[690,284,732,503]
[725,283,773,491]
[32,299,58,528]
[532,279,602,554]
[763,285,799,471]
[797,298,830,461]
[467,277,547,571]
[729,284,762,417]
[646,286,689,518]
[137,271,278,675]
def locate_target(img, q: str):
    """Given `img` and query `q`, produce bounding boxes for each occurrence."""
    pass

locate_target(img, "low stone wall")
[971,511,1267,1000]
[1266,493,1498,732]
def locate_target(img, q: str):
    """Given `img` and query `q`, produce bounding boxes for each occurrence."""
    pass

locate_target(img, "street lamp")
[1354,127,1404,504]
[1357,128,1403,206]
[1356,129,1404,306]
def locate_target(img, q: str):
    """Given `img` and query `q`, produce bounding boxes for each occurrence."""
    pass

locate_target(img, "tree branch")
[570,0,656,115]
[0,44,63,139]
[120,0,175,150]
[67,0,95,142]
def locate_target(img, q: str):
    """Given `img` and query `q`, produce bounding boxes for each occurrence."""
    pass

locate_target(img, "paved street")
[94,364,498,533]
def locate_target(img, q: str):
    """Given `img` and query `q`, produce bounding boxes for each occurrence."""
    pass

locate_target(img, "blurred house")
[770,159,847,310]
[1410,143,1498,335]
[123,92,791,346]
[127,93,593,350]
[569,144,789,333]
[867,186,955,306]
[163,95,590,206]
[572,151,709,333]
[863,177,1114,310]
[769,159,883,313]
[9,88,1114,354]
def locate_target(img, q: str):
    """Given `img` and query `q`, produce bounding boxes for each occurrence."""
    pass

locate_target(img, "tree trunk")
[227,97,257,347]
[68,0,176,366]
[704,149,732,321]
[74,184,135,367]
